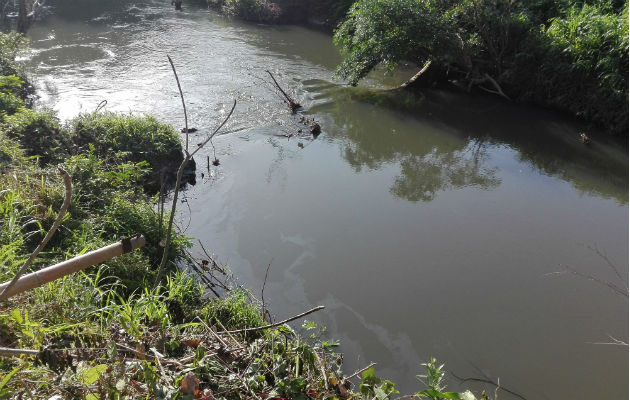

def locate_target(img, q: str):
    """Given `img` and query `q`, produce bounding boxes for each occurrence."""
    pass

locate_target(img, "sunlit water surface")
[25,1,628,398]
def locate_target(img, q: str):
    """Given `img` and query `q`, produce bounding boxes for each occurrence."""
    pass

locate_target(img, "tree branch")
[224,306,325,334]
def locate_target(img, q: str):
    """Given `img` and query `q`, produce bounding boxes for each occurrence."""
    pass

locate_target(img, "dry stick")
[266,70,300,111]
[549,265,629,298]
[261,258,273,320]
[223,306,325,334]
[154,54,236,287]
[480,73,511,101]
[400,60,432,89]
[588,244,628,291]
[0,168,72,301]
[346,362,377,380]
[167,55,189,152]
[451,372,528,400]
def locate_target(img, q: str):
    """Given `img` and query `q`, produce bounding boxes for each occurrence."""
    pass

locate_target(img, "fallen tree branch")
[154,55,236,287]
[266,70,300,113]
[546,265,628,298]
[480,73,511,101]
[224,306,325,334]
[347,362,377,380]
[0,168,72,301]
[400,60,432,89]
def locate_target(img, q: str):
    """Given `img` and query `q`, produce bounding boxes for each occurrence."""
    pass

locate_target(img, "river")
[24,1,628,398]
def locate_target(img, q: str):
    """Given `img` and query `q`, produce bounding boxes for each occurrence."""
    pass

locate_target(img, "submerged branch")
[224,306,325,334]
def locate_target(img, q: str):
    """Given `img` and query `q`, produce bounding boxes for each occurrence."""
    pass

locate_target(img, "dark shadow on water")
[311,85,628,204]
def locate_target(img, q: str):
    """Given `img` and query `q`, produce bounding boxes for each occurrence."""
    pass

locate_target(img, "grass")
[0,31,492,400]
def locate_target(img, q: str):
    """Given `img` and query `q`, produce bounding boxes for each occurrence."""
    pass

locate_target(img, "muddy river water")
[24,1,628,398]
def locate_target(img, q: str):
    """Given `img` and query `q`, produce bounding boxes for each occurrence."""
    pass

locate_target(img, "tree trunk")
[17,0,27,33]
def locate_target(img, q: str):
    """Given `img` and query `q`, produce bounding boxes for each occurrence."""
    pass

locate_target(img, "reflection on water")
[24,1,628,399]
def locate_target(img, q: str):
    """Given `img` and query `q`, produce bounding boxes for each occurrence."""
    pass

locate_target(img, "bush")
[0,32,27,78]
[539,1,628,133]
[334,0,629,135]
[0,108,70,165]
[334,0,449,85]
[68,112,184,188]
[213,0,282,22]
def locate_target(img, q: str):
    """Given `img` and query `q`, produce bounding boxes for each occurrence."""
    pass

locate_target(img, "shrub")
[68,112,184,188]
[0,108,70,165]
[0,32,27,78]
[540,1,628,133]
[221,0,282,22]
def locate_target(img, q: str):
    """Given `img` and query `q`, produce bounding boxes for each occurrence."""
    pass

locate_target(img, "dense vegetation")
[1,32,495,399]
[205,0,628,135]
[334,0,628,135]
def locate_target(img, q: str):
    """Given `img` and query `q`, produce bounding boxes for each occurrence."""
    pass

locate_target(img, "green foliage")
[210,0,282,22]
[0,32,27,78]
[199,289,266,334]
[0,108,70,164]
[334,0,448,85]
[68,111,184,186]
[539,1,628,133]
[334,0,629,134]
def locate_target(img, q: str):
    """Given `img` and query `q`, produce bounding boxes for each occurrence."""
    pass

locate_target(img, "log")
[0,235,146,300]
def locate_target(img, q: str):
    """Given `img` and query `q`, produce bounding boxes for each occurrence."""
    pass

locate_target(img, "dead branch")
[347,362,377,380]
[167,55,189,153]
[224,305,325,334]
[479,73,511,101]
[587,244,628,291]
[451,372,528,400]
[154,55,236,287]
[0,168,72,301]
[266,70,301,113]
[547,265,628,298]
[400,60,432,89]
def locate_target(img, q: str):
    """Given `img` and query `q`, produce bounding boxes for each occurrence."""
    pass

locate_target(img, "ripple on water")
[29,44,114,67]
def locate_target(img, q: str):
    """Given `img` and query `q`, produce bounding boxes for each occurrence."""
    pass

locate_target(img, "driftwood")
[224,305,325,334]
[400,60,432,89]
[0,235,146,300]
[0,168,72,300]
[266,70,301,113]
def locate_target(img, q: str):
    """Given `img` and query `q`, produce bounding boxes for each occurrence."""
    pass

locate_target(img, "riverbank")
[0,31,496,399]
[201,0,628,137]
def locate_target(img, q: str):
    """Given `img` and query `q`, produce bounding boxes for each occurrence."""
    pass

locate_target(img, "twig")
[587,244,628,291]
[167,55,189,153]
[266,70,300,112]
[153,54,236,287]
[0,168,72,301]
[346,362,377,380]
[451,372,528,400]
[546,265,628,298]
[189,100,236,158]
[587,335,628,346]
[261,258,273,319]
[223,306,325,334]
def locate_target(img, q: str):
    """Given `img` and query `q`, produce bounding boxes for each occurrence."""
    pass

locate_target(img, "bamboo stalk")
[0,235,146,300]
[0,347,39,357]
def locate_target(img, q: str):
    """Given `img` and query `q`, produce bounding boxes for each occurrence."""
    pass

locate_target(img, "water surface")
[25,2,628,398]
